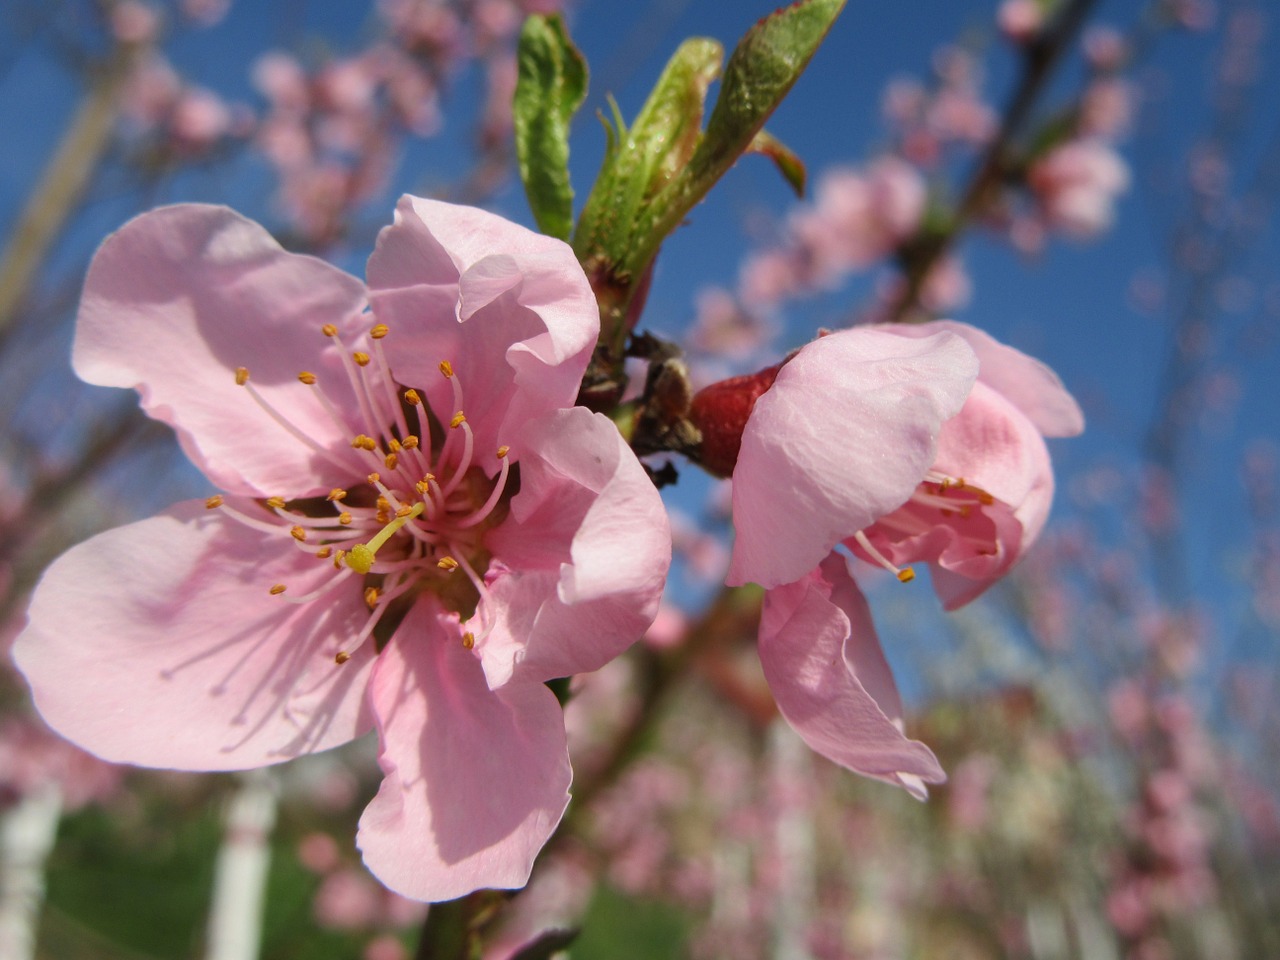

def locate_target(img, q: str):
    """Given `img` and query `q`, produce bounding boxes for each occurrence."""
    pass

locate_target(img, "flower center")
[209,320,515,664]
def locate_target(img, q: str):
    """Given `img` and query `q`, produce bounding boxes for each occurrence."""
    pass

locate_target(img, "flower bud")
[687,361,785,478]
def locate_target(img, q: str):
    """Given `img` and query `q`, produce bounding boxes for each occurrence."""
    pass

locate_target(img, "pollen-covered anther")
[437,556,459,572]
[438,360,454,378]
[461,632,475,650]
[370,324,390,339]
[364,586,380,609]
[367,473,381,485]
[401,435,419,449]
[269,583,287,595]
[450,411,466,429]
[415,478,432,494]
[404,389,422,406]
[332,548,346,569]
[497,445,509,459]
[267,496,287,510]
[353,351,371,367]
[896,568,916,583]
[321,323,338,338]
[334,651,351,665]
[352,435,377,451]
[297,371,317,385]
[326,488,348,502]
[385,453,399,470]
[235,367,249,386]
[316,547,332,559]
[205,495,224,509]
[339,512,353,525]
[290,525,307,542]
[387,438,402,453]
[395,504,414,519]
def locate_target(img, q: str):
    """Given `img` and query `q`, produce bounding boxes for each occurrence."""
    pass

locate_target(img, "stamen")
[353,351,371,367]
[327,488,348,502]
[364,586,380,609]
[439,419,475,498]
[346,502,425,574]
[281,567,355,604]
[290,525,307,542]
[404,389,422,405]
[370,324,390,339]
[437,556,459,571]
[267,497,287,510]
[236,378,351,472]
[269,584,287,595]
[298,371,317,385]
[321,323,338,337]
[852,531,915,583]
[235,367,249,386]
[462,632,475,650]
[455,452,510,529]
[205,495,224,509]
[450,411,466,429]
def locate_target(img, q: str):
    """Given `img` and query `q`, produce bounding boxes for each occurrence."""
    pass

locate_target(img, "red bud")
[688,361,784,478]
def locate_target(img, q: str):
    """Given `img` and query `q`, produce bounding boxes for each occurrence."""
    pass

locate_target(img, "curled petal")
[73,204,369,497]
[366,196,597,460]
[758,554,944,797]
[12,501,375,770]
[877,319,1084,438]
[357,603,571,902]
[729,328,978,589]
[480,407,671,686]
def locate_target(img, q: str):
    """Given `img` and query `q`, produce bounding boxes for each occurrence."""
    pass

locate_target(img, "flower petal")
[366,196,597,460]
[357,603,571,902]
[73,204,370,497]
[728,328,978,589]
[877,320,1084,438]
[758,554,944,797]
[12,501,375,770]
[480,407,670,686]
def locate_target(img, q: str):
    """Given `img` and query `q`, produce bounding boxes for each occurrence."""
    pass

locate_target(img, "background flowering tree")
[2,1,1279,958]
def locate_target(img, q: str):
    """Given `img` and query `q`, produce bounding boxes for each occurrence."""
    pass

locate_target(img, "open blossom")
[1028,139,1131,238]
[694,321,1081,793]
[13,197,670,901]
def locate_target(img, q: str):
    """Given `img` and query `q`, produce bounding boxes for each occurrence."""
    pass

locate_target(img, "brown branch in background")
[0,37,141,340]
[884,0,1102,323]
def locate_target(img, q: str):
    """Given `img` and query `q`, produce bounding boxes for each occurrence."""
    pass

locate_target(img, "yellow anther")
[896,568,916,584]
[322,323,338,337]
[344,503,425,574]
[462,632,475,650]
[364,586,380,609]
[290,525,307,542]
[332,548,346,568]
[205,495,224,509]
[450,411,466,429]
[401,435,419,449]
[387,438,402,453]
[375,496,390,512]
[339,512,353,525]
[367,473,381,485]
[334,651,351,664]
[415,479,431,494]
[315,547,332,559]
[437,556,459,571]
[327,488,348,502]
[269,583,287,595]
[404,389,422,406]
[395,504,414,518]
[298,371,317,385]
[496,445,509,459]
[439,360,454,378]
[235,367,249,385]
[352,435,377,451]
[385,453,399,470]
[370,324,390,339]
[267,496,287,510]
[353,351,371,367]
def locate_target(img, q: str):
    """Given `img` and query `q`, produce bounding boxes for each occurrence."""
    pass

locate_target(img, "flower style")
[698,320,1081,795]
[13,198,670,901]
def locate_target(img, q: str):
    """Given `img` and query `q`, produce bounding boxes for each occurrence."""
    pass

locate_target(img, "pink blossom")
[1028,139,1131,237]
[13,198,670,901]
[110,1,160,45]
[998,0,1045,43]
[854,321,1085,608]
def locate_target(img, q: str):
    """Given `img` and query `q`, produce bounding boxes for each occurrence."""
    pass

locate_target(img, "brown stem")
[885,0,1101,322]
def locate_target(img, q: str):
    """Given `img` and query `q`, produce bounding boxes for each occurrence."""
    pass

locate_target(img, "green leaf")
[748,129,807,197]
[573,37,722,262]
[646,0,845,243]
[513,14,587,241]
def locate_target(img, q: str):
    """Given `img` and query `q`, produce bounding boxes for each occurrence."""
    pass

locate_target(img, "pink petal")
[357,603,571,902]
[365,196,597,460]
[73,204,369,498]
[12,501,375,770]
[878,320,1084,438]
[728,328,978,589]
[758,554,944,797]
[933,382,1055,545]
[480,408,670,686]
